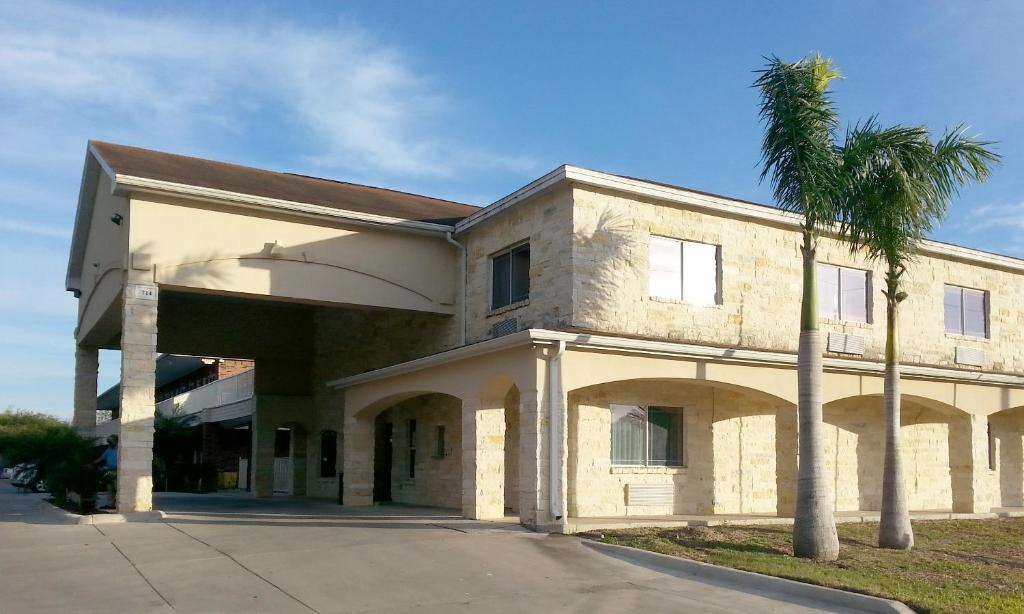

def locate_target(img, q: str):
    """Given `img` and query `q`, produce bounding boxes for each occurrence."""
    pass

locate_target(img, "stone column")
[517,386,568,531]
[116,283,158,513]
[342,409,374,506]
[251,403,276,497]
[951,413,998,513]
[461,398,506,520]
[72,344,99,433]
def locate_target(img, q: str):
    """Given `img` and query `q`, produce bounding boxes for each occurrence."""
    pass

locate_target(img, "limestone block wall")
[568,381,716,517]
[570,185,1024,375]
[991,409,1024,507]
[821,397,971,512]
[381,394,462,509]
[709,391,782,515]
[463,185,575,343]
[307,307,458,499]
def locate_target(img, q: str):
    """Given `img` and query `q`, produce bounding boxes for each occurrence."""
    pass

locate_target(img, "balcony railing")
[155,369,254,416]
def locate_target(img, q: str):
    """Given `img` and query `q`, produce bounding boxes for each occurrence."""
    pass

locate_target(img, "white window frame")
[944,284,989,338]
[817,264,871,323]
[648,235,721,305]
[489,241,530,310]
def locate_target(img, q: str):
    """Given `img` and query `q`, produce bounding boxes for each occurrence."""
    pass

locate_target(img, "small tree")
[755,54,842,561]
[840,120,998,549]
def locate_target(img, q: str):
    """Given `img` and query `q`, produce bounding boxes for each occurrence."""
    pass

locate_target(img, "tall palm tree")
[840,121,998,550]
[755,54,842,560]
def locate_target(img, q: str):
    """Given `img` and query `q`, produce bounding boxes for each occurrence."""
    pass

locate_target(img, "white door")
[273,458,293,494]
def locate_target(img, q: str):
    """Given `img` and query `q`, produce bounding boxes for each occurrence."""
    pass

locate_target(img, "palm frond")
[838,121,998,271]
[754,54,842,230]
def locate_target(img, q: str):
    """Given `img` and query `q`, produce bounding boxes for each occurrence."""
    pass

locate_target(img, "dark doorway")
[373,421,393,502]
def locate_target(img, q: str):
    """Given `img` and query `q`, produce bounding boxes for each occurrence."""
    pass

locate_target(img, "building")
[95,354,254,490]
[67,141,1024,530]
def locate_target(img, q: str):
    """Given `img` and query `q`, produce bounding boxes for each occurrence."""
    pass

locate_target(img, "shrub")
[0,412,105,512]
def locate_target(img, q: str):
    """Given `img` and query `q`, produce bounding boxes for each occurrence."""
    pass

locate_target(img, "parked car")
[9,463,46,492]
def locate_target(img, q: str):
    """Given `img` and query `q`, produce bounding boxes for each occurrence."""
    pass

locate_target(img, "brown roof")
[89,141,479,225]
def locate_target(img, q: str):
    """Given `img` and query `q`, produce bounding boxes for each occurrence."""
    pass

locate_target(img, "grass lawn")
[583,519,1024,614]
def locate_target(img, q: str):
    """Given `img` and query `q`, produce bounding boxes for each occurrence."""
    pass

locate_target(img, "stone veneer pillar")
[517,387,568,531]
[461,398,506,519]
[342,409,374,506]
[952,413,998,513]
[72,344,99,432]
[116,282,158,513]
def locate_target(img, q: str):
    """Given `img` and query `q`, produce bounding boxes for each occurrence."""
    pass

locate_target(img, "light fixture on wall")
[110,213,123,225]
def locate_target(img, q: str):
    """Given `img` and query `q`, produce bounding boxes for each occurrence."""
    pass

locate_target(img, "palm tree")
[755,54,842,560]
[839,121,998,549]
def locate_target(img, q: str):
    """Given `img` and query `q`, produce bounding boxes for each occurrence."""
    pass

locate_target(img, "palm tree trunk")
[879,268,914,549]
[793,229,840,560]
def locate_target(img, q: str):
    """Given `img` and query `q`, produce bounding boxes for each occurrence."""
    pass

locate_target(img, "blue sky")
[1,1,1022,418]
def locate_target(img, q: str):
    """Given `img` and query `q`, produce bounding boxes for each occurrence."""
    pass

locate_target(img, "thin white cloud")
[962,202,1024,232]
[0,1,534,178]
[0,218,70,239]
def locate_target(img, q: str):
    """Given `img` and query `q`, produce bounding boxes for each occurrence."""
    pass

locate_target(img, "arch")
[821,394,971,513]
[566,376,794,519]
[561,351,800,406]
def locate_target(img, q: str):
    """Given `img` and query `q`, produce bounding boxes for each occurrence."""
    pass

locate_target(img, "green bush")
[0,411,105,512]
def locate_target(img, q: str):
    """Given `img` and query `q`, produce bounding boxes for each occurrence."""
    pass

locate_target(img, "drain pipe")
[445,232,466,346]
[548,340,566,522]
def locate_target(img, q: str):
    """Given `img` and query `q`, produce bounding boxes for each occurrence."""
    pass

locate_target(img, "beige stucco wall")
[462,185,575,343]
[991,408,1024,507]
[77,171,129,342]
[571,185,1024,375]
[127,194,459,314]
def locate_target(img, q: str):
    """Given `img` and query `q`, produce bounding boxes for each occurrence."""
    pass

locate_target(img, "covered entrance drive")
[67,141,472,514]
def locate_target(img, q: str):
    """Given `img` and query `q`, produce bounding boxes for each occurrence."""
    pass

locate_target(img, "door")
[273,427,293,495]
[374,422,393,502]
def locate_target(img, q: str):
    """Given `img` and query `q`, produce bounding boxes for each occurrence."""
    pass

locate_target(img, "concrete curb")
[582,539,915,614]
[41,499,166,524]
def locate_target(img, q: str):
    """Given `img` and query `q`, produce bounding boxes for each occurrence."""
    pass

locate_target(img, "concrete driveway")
[0,482,860,613]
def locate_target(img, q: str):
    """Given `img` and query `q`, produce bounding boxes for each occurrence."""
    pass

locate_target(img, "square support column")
[517,386,568,531]
[117,283,158,513]
[72,344,99,433]
[951,413,998,513]
[342,410,374,506]
[461,398,506,520]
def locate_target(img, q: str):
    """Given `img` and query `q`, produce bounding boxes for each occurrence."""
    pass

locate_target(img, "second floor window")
[649,236,719,305]
[944,285,987,337]
[818,264,868,323]
[491,242,530,309]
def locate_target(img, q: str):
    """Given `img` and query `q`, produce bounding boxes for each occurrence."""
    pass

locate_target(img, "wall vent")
[955,346,986,367]
[491,318,519,338]
[626,483,674,506]
[827,332,866,355]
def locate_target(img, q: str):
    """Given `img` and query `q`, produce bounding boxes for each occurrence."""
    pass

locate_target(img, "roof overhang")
[327,328,1024,390]
[65,143,458,294]
[455,165,1024,274]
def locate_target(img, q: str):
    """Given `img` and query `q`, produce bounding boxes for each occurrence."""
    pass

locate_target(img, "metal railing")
[155,369,254,416]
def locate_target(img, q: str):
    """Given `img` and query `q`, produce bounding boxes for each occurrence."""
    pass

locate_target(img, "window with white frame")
[491,242,530,309]
[610,405,685,466]
[649,236,719,305]
[944,285,987,337]
[817,264,868,323]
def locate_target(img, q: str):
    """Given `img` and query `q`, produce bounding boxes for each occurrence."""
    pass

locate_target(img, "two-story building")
[68,142,1024,530]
